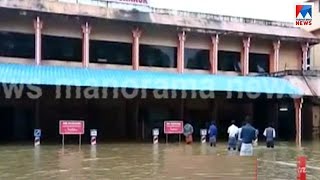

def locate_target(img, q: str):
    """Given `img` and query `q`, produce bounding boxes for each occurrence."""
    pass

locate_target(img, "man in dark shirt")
[240,116,256,156]
[208,121,217,147]
[263,122,276,148]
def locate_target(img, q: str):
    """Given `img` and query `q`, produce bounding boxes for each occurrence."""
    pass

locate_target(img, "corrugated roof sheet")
[284,76,313,96]
[0,63,302,95]
[283,76,320,97]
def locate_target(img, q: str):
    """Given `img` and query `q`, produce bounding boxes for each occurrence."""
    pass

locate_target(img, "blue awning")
[0,63,302,95]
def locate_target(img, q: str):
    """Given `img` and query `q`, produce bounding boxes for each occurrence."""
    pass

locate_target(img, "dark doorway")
[277,102,295,141]
[0,106,34,143]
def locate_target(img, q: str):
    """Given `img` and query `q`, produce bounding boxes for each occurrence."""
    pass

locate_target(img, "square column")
[301,43,309,70]
[33,16,43,65]
[82,22,91,68]
[177,32,186,73]
[241,37,250,75]
[210,34,219,74]
[132,28,142,70]
[270,40,280,73]
[294,98,303,148]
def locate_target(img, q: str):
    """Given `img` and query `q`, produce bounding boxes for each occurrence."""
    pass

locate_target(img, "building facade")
[0,0,318,144]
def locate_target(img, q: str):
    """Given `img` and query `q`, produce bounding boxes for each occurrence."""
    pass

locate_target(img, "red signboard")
[59,120,85,135]
[164,121,184,134]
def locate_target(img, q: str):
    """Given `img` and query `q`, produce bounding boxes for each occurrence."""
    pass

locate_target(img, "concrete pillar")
[35,100,40,128]
[134,99,140,140]
[241,37,250,75]
[180,98,184,120]
[294,98,303,148]
[177,32,186,73]
[34,16,43,65]
[301,43,309,70]
[132,28,141,70]
[270,40,280,73]
[312,105,320,139]
[210,34,219,74]
[82,22,91,68]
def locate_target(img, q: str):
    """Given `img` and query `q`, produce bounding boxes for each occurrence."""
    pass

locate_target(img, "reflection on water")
[0,142,319,179]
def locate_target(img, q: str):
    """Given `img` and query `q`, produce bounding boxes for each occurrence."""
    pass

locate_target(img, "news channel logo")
[295,3,313,26]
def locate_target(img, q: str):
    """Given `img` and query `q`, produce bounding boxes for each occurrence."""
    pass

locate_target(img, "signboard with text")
[164,121,184,134]
[59,120,85,135]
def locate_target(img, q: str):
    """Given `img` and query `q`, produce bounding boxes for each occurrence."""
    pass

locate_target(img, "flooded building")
[0,0,318,144]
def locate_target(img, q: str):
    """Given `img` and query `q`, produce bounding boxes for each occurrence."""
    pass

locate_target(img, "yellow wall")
[279,42,301,70]
[0,14,33,34]
[219,36,242,52]
[184,32,210,50]
[250,38,272,54]
[140,26,177,47]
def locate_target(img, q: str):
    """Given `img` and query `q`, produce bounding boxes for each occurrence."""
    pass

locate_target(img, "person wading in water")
[263,122,276,148]
[227,120,238,151]
[184,122,194,144]
[239,116,257,156]
[208,121,218,147]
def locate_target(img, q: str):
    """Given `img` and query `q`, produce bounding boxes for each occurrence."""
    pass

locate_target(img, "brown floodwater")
[0,142,319,180]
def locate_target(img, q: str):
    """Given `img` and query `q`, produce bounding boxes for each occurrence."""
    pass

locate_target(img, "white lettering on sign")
[298,167,306,173]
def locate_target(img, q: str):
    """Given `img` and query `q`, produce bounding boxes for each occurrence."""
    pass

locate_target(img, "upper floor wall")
[0,9,309,73]
[304,0,320,32]
[0,1,316,74]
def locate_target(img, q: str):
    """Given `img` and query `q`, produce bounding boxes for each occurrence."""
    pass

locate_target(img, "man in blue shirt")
[240,116,256,156]
[208,121,217,147]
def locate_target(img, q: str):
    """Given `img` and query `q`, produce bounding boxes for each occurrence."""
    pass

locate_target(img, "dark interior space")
[0,106,34,143]
[0,85,300,143]
[218,51,241,72]
[185,48,210,70]
[43,35,82,62]
[277,100,296,141]
[90,40,131,65]
[252,100,271,139]
[249,53,270,73]
[0,31,34,59]
[140,44,177,68]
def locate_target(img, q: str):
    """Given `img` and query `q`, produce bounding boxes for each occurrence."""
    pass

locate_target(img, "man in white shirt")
[227,120,239,151]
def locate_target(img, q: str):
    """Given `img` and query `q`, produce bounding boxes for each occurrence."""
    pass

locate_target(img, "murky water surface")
[0,142,319,180]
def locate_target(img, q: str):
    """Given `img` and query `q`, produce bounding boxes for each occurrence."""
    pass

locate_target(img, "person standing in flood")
[184,122,194,144]
[227,120,238,151]
[208,121,218,147]
[239,116,257,156]
[263,122,276,148]
[237,121,245,152]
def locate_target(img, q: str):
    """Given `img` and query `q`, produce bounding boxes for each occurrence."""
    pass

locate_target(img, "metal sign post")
[166,134,168,144]
[200,129,207,144]
[79,135,82,149]
[34,129,41,146]
[62,134,64,147]
[152,128,159,144]
[90,129,97,146]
